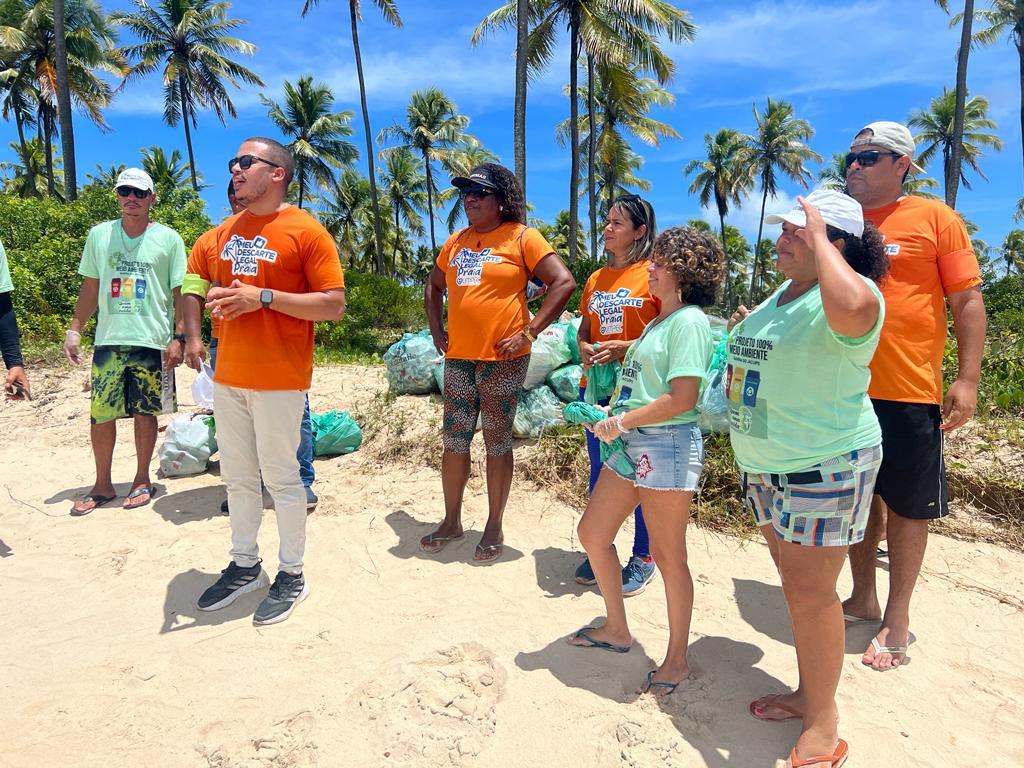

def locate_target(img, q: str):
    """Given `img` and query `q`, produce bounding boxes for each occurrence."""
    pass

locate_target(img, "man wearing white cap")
[841,121,986,671]
[65,168,187,515]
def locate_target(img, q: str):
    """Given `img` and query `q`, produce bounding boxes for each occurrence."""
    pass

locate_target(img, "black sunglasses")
[460,186,495,199]
[116,186,150,199]
[844,150,902,169]
[228,154,281,173]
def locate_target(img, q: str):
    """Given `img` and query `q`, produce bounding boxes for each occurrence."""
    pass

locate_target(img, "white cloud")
[698,187,800,244]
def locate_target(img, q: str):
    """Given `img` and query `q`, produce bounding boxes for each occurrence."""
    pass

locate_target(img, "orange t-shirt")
[437,222,555,361]
[865,196,981,404]
[187,227,221,338]
[192,206,344,391]
[578,261,660,385]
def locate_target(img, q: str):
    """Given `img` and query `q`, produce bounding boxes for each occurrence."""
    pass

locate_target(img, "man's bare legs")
[130,414,158,492]
[87,420,117,499]
[842,495,885,622]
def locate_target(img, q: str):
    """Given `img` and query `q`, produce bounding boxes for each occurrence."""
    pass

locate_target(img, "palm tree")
[379,88,476,253]
[964,1,1024,178]
[1001,228,1024,275]
[85,161,125,188]
[908,87,1003,194]
[745,98,820,302]
[937,0,976,208]
[1,137,57,197]
[903,175,943,199]
[2,0,124,197]
[0,69,38,196]
[378,147,427,273]
[301,0,402,277]
[685,129,753,309]
[140,145,193,193]
[514,0,528,194]
[475,0,695,262]
[53,0,76,199]
[261,75,357,210]
[817,151,848,191]
[318,168,373,268]
[532,209,587,260]
[438,141,500,232]
[112,0,264,194]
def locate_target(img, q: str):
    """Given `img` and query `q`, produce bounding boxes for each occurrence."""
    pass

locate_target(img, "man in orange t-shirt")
[841,122,986,671]
[182,137,346,626]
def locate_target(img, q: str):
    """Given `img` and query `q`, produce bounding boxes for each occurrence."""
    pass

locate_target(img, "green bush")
[0,186,211,343]
[314,269,427,355]
[564,255,604,313]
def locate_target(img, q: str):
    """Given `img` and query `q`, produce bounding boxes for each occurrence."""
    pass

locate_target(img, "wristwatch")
[260,288,274,310]
[173,333,186,344]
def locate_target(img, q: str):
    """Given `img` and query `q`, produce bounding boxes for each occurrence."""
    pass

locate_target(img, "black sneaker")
[220,498,229,515]
[197,560,269,611]
[253,571,310,626]
[305,486,318,509]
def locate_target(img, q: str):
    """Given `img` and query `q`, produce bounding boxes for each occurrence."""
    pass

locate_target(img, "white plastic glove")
[64,329,83,365]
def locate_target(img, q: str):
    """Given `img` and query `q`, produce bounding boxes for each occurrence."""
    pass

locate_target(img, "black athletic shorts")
[871,398,948,520]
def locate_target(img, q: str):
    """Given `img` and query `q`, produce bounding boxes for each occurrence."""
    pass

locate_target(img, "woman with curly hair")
[567,225,723,698]
[423,163,575,562]
[574,194,660,596]
[727,190,889,768]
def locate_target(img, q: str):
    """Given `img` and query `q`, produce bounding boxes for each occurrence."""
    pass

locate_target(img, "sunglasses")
[228,154,281,173]
[461,186,495,199]
[844,150,902,169]
[116,187,150,199]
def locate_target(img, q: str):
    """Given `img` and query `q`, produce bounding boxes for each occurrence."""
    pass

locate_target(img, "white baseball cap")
[851,121,926,174]
[764,188,865,238]
[114,167,155,193]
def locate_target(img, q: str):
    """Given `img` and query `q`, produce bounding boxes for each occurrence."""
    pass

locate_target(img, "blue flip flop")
[569,626,631,653]
[642,669,681,695]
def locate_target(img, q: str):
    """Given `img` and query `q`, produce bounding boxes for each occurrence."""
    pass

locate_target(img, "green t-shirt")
[0,239,12,293]
[78,220,186,350]
[611,304,712,426]
[726,276,885,474]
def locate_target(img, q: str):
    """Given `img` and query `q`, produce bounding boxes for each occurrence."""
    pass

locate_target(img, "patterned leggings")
[442,356,530,456]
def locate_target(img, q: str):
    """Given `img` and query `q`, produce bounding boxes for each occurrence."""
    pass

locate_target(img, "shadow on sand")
[383,509,524,565]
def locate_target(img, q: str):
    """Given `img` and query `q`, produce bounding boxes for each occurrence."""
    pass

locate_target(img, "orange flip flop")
[786,738,848,768]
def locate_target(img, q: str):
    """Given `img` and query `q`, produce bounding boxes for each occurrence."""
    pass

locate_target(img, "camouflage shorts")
[90,345,176,424]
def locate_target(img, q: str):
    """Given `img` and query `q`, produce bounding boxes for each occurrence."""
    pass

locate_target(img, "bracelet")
[173,333,187,344]
[522,325,537,342]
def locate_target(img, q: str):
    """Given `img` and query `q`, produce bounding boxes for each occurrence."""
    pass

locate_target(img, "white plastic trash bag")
[523,324,572,390]
[383,331,442,395]
[159,413,218,477]
[191,363,215,409]
[512,385,566,439]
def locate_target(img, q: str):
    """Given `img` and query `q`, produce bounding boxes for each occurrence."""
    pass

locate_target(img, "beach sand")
[2,363,1023,767]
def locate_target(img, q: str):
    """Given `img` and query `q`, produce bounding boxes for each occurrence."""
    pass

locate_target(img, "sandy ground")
[2,362,1023,768]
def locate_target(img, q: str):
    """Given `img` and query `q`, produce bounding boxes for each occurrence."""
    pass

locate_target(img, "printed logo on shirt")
[885,244,901,256]
[451,247,502,286]
[588,288,644,335]
[220,234,279,276]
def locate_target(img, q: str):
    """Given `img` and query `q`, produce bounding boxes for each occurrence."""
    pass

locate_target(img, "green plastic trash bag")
[564,317,582,364]
[512,385,566,438]
[311,410,363,456]
[433,358,445,394]
[524,324,573,389]
[159,414,217,476]
[561,401,633,475]
[383,330,441,395]
[583,350,620,405]
[547,363,583,403]
[698,324,730,435]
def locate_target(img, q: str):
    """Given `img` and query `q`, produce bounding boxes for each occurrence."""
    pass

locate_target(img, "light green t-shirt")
[611,304,713,426]
[0,239,12,293]
[78,220,186,350]
[726,276,885,474]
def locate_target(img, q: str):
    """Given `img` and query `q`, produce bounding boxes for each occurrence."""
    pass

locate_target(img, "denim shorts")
[605,422,704,491]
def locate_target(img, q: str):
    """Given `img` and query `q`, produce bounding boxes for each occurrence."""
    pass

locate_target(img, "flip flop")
[749,693,802,722]
[123,486,155,510]
[786,738,848,768]
[473,543,503,563]
[641,669,683,696]
[70,494,116,517]
[418,532,464,553]
[568,627,631,653]
[863,637,908,671]
[842,613,880,624]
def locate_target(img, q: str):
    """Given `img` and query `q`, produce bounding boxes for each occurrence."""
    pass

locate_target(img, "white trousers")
[214,384,307,573]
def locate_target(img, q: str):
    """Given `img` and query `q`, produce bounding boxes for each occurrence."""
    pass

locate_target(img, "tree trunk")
[748,183,770,304]
[424,152,436,253]
[514,0,528,196]
[946,0,974,208]
[14,111,35,197]
[351,1,385,275]
[567,17,580,263]
[1018,38,1024,183]
[54,0,76,201]
[298,167,306,209]
[394,205,401,273]
[587,54,598,261]
[719,208,730,310]
[43,110,55,197]
[179,75,199,193]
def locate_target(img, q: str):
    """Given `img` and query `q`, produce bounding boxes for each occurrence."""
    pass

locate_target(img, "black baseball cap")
[451,167,498,191]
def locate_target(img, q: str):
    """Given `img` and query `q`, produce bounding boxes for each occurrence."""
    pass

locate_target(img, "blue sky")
[6,0,1022,256]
